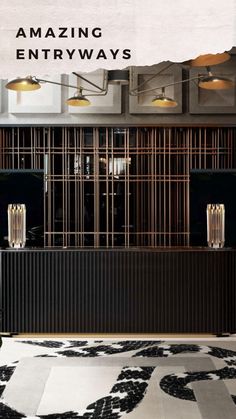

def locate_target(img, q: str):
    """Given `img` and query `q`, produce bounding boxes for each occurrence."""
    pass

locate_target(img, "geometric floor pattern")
[1,338,236,418]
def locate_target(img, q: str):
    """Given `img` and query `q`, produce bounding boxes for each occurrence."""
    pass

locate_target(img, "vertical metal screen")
[0,127,235,247]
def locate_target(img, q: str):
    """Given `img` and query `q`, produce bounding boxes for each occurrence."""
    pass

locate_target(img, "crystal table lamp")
[8,204,26,248]
[206,204,225,248]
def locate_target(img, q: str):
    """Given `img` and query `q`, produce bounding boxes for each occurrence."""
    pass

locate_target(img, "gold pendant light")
[152,88,177,107]
[66,89,91,106]
[199,68,234,90]
[188,52,231,67]
[6,76,41,91]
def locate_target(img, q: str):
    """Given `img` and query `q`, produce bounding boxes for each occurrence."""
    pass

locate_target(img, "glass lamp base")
[208,242,225,249]
[9,243,26,249]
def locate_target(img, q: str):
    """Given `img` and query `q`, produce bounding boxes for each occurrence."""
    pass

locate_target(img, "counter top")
[0,246,235,252]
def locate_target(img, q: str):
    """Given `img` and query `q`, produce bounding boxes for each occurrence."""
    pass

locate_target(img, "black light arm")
[36,77,78,90]
[131,74,205,96]
[36,70,108,95]
[129,62,174,95]
[73,71,107,93]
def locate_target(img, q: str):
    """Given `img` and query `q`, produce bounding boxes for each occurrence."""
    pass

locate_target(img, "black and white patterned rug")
[1,337,236,418]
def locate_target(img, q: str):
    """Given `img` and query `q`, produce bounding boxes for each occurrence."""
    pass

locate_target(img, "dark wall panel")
[1,249,235,334]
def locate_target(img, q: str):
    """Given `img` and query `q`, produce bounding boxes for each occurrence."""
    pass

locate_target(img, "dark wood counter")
[0,248,235,334]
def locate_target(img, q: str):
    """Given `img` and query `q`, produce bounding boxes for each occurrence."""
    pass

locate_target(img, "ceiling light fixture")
[198,67,234,90]
[189,52,231,67]
[5,50,233,107]
[6,71,108,107]
[152,88,177,107]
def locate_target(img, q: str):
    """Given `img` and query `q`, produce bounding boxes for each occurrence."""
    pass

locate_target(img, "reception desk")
[0,248,235,334]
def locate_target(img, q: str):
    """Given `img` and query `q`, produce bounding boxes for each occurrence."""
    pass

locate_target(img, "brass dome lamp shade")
[6,76,41,91]
[198,67,234,90]
[66,89,91,106]
[152,88,177,107]
[188,52,231,67]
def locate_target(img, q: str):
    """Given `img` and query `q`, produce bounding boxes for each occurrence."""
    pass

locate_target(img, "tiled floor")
[0,337,236,418]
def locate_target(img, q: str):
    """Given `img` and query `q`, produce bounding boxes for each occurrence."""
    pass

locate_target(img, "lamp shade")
[6,77,41,91]
[152,95,177,107]
[189,52,231,67]
[66,94,91,106]
[199,75,234,90]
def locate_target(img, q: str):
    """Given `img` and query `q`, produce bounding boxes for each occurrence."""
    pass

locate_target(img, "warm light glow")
[189,52,231,67]
[199,76,234,90]
[6,77,41,91]
[66,94,91,106]
[152,96,177,107]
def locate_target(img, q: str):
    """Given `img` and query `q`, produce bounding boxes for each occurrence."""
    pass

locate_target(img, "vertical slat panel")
[1,249,236,333]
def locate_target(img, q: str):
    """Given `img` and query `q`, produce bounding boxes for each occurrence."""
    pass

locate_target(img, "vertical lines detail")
[0,127,235,247]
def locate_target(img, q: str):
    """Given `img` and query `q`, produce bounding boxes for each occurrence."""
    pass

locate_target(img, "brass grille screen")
[0,127,235,247]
